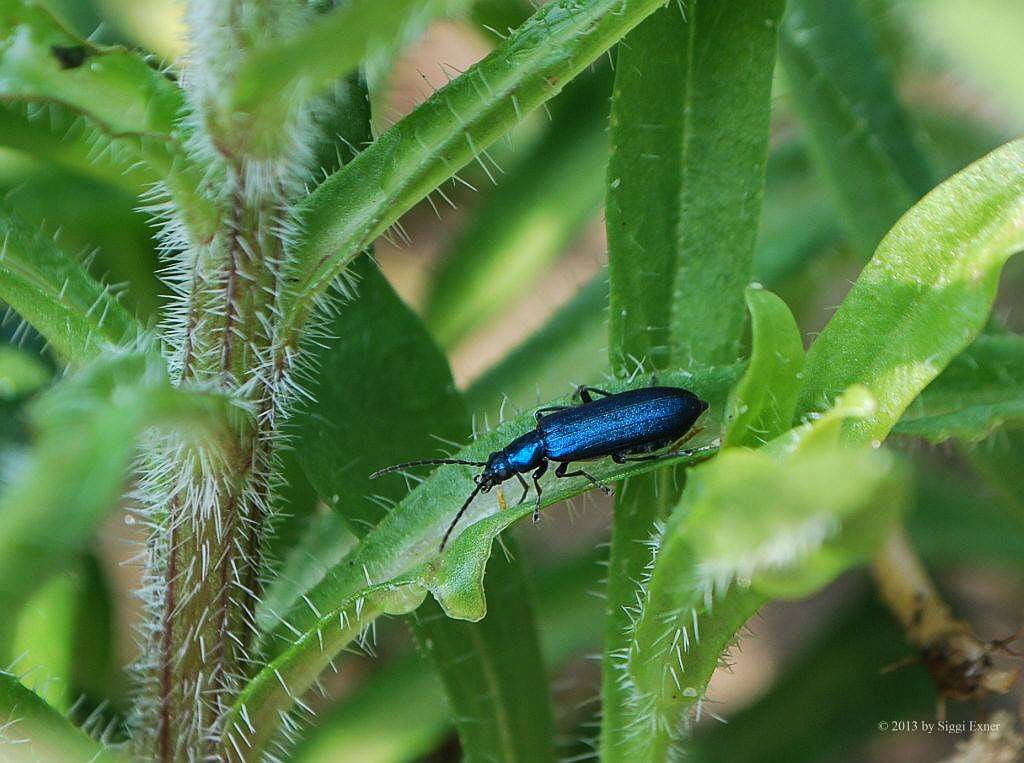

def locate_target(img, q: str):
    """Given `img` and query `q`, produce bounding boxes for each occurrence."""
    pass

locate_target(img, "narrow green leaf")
[606,0,785,370]
[621,390,905,760]
[722,285,804,448]
[778,0,935,259]
[0,212,144,365]
[602,2,784,758]
[0,670,117,761]
[409,554,554,763]
[0,0,216,239]
[424,72,608,347]
[279,0,670,347]
[894,333,1024,444]
[216,0,454,157]
[795,139,1024,445]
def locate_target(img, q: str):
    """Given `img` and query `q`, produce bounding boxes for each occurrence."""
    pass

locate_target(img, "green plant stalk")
[601,2,784,758]
[278,0,670,351]
[134,3,326,757]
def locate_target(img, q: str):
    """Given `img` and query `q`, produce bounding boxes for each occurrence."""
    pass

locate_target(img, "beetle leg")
[515,472,530,506]
[554,461,613,495]
[531,461,548,523]
[576,385,613,404]
[534,405,570,422]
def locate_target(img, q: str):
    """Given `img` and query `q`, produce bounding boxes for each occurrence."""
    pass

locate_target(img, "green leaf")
[291,259,469,533]
[795,139,1024,445]
[287,254,555,761]
[424,71,609,347]
[408,554,554,763]
[893,333,1024,443]
[778,0,935,259]
[0,351,233,652]
[294,548,606,763]
[606,0,785,371]
[0,212,144,365]
[0,0,216,239]
[0,670,117,761]
[238,367,736,758]
[621,391,905,760]
[722,285,804,447]
[279,0,670,348]
[215,0,455,157]
[11,574,76,711]
[601,2,784,758]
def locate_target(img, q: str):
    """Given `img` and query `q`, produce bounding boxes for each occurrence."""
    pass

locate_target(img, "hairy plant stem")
[139,2,309,756]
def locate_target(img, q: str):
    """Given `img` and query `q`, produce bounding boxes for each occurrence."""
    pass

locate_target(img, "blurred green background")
[2,0,1023,760]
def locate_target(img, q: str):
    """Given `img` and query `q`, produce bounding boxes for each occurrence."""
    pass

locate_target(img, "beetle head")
[477,451,512,489]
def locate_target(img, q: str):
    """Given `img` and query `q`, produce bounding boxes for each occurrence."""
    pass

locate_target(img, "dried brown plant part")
[871,529,1020,718]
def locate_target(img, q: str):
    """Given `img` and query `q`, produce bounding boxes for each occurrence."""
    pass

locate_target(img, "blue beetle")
[371,385,709,550]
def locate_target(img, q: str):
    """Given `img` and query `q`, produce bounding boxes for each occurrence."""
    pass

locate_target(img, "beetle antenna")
[370,458,488,479]
[440,481,486,551]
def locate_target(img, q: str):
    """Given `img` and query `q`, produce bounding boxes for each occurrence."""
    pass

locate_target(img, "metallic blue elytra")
[370,385,709,551]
